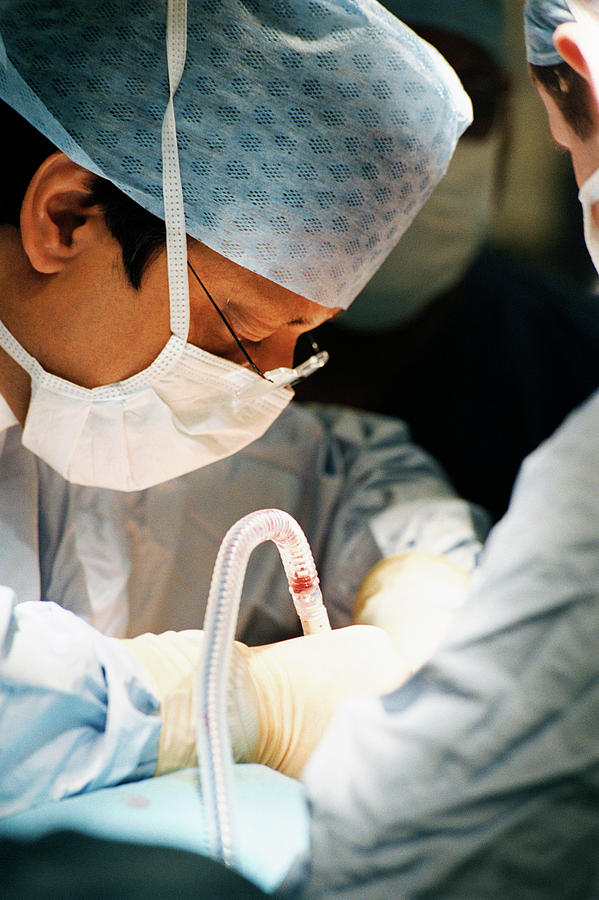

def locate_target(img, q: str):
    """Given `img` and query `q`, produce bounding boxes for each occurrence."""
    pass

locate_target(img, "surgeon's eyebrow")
[286,308,343,329]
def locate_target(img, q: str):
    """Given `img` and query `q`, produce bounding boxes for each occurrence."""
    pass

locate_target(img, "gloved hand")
[117,630,258,776]
[117,624,404,780]
[353,550,472,675]
[237,624,403,777]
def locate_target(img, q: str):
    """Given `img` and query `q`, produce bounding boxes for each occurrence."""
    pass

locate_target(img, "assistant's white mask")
[340,131,502,331]
[579,166,599,276]
[0,322,292,491]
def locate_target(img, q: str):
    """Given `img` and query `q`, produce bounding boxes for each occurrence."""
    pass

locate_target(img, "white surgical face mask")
[0,321,292,491]
[340,131,501,331]
[578,166,599,276]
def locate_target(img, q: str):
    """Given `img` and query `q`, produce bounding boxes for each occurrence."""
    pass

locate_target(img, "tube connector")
[290,585,331,635]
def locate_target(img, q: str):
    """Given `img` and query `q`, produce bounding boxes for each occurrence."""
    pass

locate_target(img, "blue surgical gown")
[6,402,487,642]
[0,595,160,818]
[0,401,486,818]
[299,387,599,898]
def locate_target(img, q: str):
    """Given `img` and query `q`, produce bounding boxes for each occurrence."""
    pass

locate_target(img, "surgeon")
[293,1,599,896]
[0,0,481,819]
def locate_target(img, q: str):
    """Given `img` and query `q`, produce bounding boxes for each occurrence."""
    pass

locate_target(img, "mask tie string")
[162,0,189,342]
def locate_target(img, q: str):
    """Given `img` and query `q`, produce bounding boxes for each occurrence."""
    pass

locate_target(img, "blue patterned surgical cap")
[524,0,576,65]
[383,1,506,66]
[0,0,472,310]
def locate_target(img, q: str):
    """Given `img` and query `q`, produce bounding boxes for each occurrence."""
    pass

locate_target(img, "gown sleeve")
[0,593,161,819]
[298,388,599,898]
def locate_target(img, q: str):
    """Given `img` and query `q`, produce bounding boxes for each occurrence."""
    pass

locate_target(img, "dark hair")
[1,99,166,289]
[529,61,596,141]
[87,176,167,290]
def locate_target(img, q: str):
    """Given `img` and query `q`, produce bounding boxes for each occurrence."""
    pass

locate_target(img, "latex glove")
[117,630,259,776]
[353,550,471,675]
[117,624,404,779]
[238,624,404,778]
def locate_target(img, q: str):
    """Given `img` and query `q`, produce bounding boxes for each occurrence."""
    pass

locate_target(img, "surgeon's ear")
[20,151,103,275]
[554,22,599,118]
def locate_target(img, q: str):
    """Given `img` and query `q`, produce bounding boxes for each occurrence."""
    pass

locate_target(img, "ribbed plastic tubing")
[197,508,330,867]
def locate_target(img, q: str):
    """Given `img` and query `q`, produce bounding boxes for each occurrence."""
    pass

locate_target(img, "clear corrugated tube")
[197,508,331,867]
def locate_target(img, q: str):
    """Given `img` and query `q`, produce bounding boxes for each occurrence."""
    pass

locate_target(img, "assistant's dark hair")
[529,61,596,141]
[1,98,166,289]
